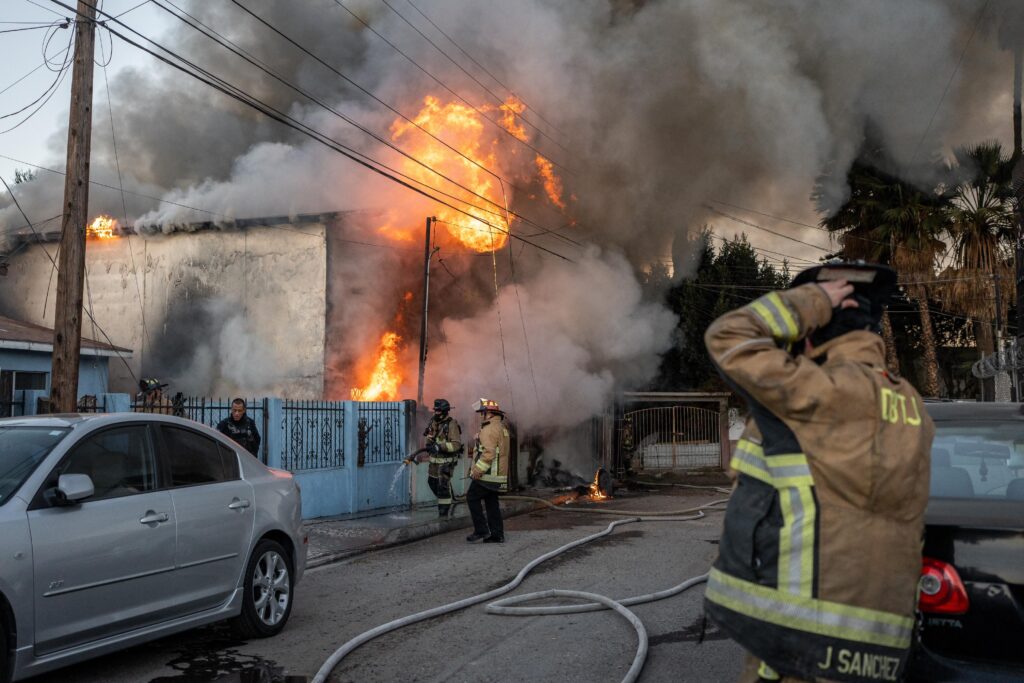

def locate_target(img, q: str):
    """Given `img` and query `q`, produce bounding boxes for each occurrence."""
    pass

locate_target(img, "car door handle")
[139,511,169,524]
[228,498,251,510]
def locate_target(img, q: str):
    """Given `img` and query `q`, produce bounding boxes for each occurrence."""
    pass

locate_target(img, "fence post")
[264,398,283,469]
[344,401,359,514]
[718,398,731,470]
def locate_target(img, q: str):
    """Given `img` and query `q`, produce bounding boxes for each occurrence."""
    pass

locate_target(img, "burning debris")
[86,215,118,240]
[350,292,414,401]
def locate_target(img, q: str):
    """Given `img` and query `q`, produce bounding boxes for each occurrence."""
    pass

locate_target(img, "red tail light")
[918,557,969,615]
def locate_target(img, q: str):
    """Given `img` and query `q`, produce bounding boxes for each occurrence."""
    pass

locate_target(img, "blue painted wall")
[0,348,112,415]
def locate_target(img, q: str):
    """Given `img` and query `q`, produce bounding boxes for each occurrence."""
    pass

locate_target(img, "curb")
[306,495,573,569]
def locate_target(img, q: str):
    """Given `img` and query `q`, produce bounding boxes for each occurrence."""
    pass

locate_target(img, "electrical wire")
[377,0,571,164]
[706,205,832,253]
[52,0,573,262]
[403,0,570,144]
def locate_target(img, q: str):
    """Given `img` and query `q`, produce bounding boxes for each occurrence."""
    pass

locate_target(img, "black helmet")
[791,260,898,345]
[433,398,451,413]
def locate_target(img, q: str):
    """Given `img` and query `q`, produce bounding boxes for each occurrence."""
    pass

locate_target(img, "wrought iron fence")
[625,405,721,470]
[357,402,403,465]
[131,395,268,462]
[280,400,345,471]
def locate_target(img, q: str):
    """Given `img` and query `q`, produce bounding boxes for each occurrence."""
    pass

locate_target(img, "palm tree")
[941,143,1016,375]
[815,147,948,396]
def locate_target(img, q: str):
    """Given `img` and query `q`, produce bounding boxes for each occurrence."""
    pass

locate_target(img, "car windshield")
[931,421,1024,500]
[0,426,70,505]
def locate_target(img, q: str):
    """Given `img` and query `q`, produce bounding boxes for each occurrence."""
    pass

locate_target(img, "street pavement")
[33,486,744,683]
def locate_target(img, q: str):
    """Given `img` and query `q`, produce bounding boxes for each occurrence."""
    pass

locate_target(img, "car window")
[931,421,1024,500]
[163,426,233,486]
[219,443,241,480]
[0,427,70,505]
[57,425,157,501]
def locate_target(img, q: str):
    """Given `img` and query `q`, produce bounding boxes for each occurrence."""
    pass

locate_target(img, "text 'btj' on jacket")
[703,283,933,683]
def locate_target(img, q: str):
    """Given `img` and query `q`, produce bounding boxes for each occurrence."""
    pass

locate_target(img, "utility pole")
[416,217,434,409]
[50,1,97,413]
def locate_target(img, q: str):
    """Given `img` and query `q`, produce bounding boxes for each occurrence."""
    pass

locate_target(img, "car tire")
[231,539,294,639]
[0,617,8,683]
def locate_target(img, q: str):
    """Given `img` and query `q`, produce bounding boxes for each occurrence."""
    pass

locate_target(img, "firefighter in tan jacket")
[703,261,933,683]
[465,398,510,544]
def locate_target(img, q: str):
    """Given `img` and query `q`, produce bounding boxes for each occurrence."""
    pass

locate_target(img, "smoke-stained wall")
[0,223,327,397]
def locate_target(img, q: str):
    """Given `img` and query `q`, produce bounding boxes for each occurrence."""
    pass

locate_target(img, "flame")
[350,292,414,401]
[498,97,528,142]
[391,96,511,253]
[86,215,117,239]
[535,156,566,210]
[588,469,609,501]
[350,332,402,401]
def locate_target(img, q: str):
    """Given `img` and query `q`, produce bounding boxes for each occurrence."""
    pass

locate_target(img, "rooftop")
[0,315,132,358]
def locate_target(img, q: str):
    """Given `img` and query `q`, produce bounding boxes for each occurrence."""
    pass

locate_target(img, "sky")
[0,0,169,186]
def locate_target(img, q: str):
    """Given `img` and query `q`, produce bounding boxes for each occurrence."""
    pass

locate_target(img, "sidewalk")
[303,488,570,568]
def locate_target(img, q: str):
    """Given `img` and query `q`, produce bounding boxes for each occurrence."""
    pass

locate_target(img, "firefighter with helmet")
[406,398,463,518]
[465,398,510,543]
[703,261,933,683]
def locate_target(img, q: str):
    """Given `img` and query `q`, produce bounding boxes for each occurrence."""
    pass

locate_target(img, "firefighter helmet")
[791,260,898,344]
[433,398,451,413]
[472,398,502,414]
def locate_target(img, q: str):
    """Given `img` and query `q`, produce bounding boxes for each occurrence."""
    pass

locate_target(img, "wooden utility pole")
[51,1,97,412]
[416,217,434,408]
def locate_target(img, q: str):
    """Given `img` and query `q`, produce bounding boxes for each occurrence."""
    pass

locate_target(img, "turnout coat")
[703,283,933,682]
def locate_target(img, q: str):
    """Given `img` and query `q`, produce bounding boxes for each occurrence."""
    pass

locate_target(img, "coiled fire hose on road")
[311,497,729,683]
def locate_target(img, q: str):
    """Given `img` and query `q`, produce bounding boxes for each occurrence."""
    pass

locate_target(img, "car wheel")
[232,539,294,639]
[0,618,8,683]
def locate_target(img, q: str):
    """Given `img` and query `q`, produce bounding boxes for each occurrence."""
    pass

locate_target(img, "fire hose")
[311,498,729,683]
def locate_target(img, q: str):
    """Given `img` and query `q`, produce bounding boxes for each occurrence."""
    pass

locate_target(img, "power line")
[329,0,571,174]
[159,0,559,239]
[0,174,137,382]
[379,0,571,161]
[705,205,833,253]
[0,153,235,219]
[0,22,63,34]
[403,0,569,145]
[52,0,573,262]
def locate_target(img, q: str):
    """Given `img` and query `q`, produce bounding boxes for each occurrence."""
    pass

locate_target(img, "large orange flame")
[86,215,118,240]
[350,293,413,401]
[391,96,511,253]
[350,331,402,401]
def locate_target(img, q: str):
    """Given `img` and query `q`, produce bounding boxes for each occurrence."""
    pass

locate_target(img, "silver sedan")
[0,413,306,682]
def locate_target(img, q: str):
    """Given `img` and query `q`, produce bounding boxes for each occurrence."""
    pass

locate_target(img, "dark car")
[907,403,1024,681]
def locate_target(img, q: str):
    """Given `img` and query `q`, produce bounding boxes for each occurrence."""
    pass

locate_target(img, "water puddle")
[148,625,307,683]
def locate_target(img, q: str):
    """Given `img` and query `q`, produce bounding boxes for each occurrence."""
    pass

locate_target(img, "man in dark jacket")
[217,398,262,456]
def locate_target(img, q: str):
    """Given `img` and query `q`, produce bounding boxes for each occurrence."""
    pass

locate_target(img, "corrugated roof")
[0,315,132,354]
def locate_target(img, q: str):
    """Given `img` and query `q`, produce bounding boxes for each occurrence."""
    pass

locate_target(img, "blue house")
[0,315,132,417]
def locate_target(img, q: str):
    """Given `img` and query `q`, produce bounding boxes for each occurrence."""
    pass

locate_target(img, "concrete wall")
[0,223,327,398]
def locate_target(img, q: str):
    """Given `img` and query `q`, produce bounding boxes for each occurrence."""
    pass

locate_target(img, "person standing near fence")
[466,398,510,544]
[217,398,262,457]
[405,398,464,518]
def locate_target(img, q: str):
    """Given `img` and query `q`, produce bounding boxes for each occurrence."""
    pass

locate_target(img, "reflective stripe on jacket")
[473,417,510,491]
[704,284,933,683]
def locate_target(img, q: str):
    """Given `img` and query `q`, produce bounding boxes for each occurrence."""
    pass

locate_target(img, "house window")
[14,372,48,391]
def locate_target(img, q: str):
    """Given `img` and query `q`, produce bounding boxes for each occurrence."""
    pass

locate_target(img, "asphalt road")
[34,488,744,683]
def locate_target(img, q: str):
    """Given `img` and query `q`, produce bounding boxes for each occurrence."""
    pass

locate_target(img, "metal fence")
[357,402,404,465]
[280,399,345,471]
[625,405,721,470]
[131,395,268,462]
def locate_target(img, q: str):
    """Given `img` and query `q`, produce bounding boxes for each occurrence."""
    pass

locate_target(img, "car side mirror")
[47,474,95,506]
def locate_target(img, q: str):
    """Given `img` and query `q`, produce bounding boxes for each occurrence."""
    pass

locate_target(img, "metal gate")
[624,405,721,470]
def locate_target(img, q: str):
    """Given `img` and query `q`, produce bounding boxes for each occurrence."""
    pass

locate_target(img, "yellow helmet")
[472,398,502,414]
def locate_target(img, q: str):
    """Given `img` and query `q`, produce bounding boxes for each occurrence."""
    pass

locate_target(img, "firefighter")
[703,261,933,683]
[407,398,464,518]
[465,398,510,544]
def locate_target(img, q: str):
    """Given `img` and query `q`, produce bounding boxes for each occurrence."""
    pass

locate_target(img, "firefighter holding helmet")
[703,261,933,683]
[465,398,510,544]
[405,398,463,518]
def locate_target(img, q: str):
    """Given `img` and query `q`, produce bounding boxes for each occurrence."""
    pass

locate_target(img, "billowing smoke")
[2,0,1023,439]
